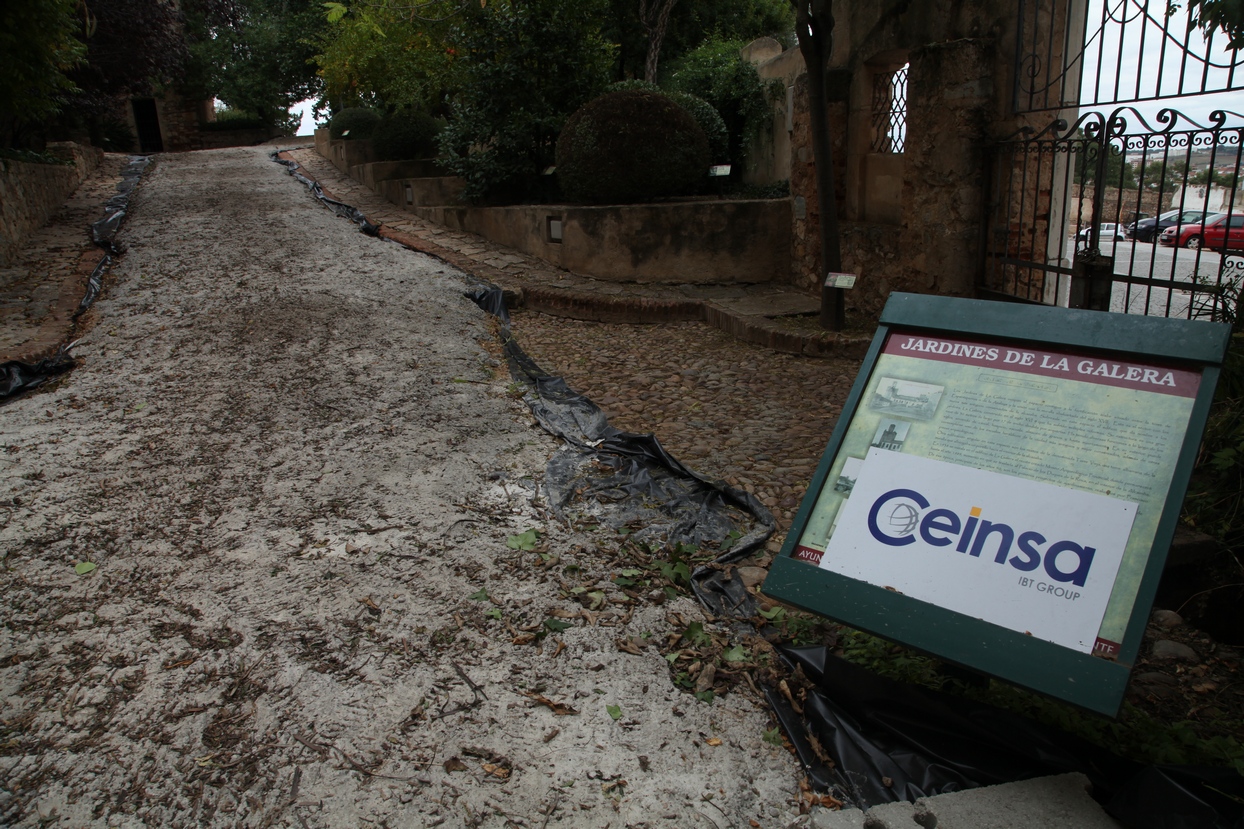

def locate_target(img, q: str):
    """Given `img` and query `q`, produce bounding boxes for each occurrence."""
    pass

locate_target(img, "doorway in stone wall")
[132,99,164,153]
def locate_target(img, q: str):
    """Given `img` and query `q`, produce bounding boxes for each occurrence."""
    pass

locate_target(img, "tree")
[313,0,460,114]
[438,0,615,202]
[639,0,678,82]
[790,0,843,330]
[603,0,792,82]
[0,0,85,147]
[1173,0,1244,48]
[186,0,327,130]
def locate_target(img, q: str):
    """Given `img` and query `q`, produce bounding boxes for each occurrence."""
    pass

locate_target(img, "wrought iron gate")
[982,0,1244,320]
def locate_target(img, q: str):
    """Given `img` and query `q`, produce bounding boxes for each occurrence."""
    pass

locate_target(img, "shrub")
[607,81,729,164]
[371,110,442,161]
[556,90,709,204]
[329,107,380,140]
[202,109,267,132]
[89,117,136,152]
[668,35,781,172]
[438,0,613,203]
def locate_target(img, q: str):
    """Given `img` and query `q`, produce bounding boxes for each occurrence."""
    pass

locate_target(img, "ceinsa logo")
[866,488,1096,587]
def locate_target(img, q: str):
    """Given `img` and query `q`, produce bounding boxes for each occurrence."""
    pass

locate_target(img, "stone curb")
[287,151,873,358]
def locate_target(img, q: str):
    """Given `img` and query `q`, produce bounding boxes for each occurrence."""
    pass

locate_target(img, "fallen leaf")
[705,737,722,746]
[606,704,622,720]
[524,692,578,716]
[482,763,510,779]
[74,561,97,575]
[617,638,644,655]
[443,756,468,773]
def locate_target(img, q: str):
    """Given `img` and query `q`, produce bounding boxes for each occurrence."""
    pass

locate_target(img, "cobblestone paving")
[0,155,129,362]
[511,311,861,545]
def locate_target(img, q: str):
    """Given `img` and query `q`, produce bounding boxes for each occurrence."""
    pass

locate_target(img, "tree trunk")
[792,0,844,331]
[639,0,678,83]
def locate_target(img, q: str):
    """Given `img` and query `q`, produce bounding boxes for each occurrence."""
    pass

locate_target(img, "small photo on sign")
[870,377,945,421]
[871,419,910,452]
[833,456,864,494]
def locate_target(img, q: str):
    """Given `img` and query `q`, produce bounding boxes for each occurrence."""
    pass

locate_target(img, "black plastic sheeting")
[466,285,775,610]
[278,175,1244,828]
[1,156,150,402]
[774,646,1244,828]
[272,153,380,236]
[90,156,150,254]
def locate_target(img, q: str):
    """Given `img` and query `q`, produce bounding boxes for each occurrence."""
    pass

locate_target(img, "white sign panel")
[822,448,1138,652]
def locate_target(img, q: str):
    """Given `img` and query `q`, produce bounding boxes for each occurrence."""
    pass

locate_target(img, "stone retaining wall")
[413,200,791,284]
[0,142,103,267]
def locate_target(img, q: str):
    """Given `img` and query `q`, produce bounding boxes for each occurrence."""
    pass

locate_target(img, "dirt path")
[0,146,803,828]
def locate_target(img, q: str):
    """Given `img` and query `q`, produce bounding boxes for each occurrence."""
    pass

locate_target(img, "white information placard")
[822,448,1138,652]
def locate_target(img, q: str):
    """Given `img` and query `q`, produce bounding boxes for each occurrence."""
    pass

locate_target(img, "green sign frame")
[762,293,1230,716]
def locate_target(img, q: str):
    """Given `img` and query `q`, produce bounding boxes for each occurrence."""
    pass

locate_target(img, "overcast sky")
[1079,0,1244,127]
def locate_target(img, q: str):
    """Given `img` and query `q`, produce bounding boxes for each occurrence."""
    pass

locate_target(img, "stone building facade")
[750,0,1066,320]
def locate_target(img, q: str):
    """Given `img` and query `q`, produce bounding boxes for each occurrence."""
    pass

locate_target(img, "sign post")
[762,293,1230,716]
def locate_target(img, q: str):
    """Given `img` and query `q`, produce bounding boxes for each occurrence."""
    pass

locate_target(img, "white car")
[1075,223,1128,243]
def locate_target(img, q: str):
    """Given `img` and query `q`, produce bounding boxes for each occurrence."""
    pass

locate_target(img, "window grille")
[871,64,908,153]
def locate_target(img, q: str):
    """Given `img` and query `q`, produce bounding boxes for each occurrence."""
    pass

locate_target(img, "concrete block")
[914,773,1122,829]
[809,806,869,828]
[861,800,920,828]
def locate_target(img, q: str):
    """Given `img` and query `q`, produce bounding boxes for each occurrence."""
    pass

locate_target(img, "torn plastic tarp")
[775,645,1244,828]
[272,153,380,236]
[465,285,774,597]
[90,156,150,254]
[1,348,75,398]
[3,157,149,402]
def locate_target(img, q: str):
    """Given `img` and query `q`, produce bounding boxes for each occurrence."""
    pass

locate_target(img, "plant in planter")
[556,89,709,204]
[329,107,380,140]
[371,110,443,161]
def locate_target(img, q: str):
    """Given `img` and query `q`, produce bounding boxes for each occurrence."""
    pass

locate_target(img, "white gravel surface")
[0,145,803,828]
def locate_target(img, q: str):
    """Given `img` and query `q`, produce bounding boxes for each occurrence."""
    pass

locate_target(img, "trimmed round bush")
[329,107,380,140]
[371,110,443,161]
[556,90,709,204]
[607,82,728,164]
[666,92,729,165]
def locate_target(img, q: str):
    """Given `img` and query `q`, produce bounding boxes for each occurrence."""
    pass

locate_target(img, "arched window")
[871,63,909,153]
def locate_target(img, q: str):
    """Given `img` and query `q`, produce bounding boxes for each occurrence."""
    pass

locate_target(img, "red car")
[1158,213,1244,251]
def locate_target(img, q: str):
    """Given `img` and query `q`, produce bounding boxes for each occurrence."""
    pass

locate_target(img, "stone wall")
[0,143,103,267]
[785,0,1057,319]
[413,200,791,284]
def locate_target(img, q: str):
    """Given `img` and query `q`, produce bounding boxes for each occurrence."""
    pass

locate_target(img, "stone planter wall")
[413,200,791,284]
[0,142,103,267]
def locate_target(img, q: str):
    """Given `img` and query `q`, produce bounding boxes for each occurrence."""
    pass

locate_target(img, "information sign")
[762,293,1230,715]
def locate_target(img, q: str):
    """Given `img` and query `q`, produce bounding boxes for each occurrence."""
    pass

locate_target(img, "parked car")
[1129,208,1213,242]
[1157,213,1244,250]
[1075,223,1127,243]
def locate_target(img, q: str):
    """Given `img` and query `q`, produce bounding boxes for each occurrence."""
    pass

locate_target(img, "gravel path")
[0,146,811,828]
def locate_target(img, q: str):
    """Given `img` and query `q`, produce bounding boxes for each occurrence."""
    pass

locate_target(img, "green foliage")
[88,117,137,152]
[438,0,615,203]
[371,109,442,161]
[606,81,728,164]
[313,0,459,114]
[667,92,729,165]
[201,108,268,131]
[601,0,793,82]
[667,34,780,173]
[556,90,709,203]
[185,0,326,131]
[507,528,542,551]
[330,107,381,139]
[0,0,85,146]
